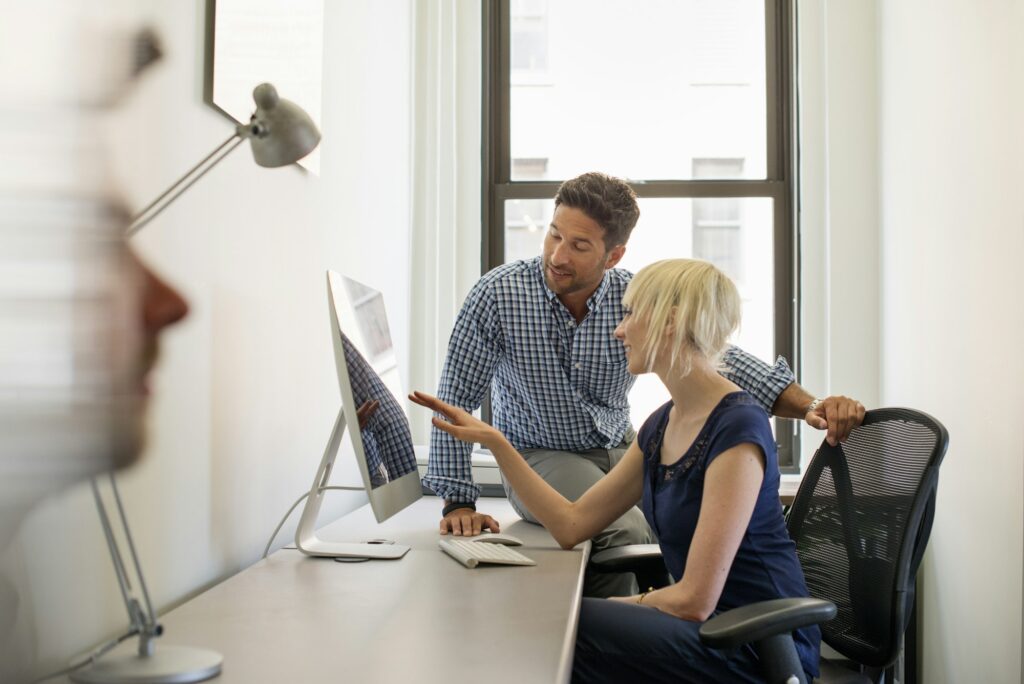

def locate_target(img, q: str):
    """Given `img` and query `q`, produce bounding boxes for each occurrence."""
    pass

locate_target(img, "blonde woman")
[411,259,819,683]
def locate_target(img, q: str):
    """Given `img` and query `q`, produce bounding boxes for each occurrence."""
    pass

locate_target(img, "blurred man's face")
[109,249,188,466]
[0,234,188,550]
[136,251,188,397]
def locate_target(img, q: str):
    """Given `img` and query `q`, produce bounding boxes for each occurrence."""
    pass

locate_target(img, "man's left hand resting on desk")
[440,505,500,536]
[412,391,507,536]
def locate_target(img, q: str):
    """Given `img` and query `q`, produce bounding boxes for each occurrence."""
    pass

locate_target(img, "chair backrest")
[786,408,949,668]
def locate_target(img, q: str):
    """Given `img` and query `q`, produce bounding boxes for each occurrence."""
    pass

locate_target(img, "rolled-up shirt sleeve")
[720,346,795,413]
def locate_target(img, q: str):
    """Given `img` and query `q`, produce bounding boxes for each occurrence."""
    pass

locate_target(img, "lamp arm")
[90,477,140,630]
[91,473,163,657]
[126,131,244,237]
[107,473,157,627]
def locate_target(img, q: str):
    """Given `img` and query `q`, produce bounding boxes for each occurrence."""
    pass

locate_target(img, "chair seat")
[815,657,873,684]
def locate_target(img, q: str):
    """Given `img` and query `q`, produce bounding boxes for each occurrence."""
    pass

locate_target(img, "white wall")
[798,0,880,464]
[878,1,1024,681]
[806,0,1024,680]
[3,0,415,677]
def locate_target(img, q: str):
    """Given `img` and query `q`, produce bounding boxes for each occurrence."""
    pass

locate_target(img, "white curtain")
[407,0,483,443]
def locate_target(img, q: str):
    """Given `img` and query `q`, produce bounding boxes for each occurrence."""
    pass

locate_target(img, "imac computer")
[294,271,422,560]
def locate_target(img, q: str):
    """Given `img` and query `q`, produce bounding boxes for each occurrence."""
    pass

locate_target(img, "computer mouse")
[471,532,524,546]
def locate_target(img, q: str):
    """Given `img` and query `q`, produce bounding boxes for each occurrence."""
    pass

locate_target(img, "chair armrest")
[699,597,837,649]
[590,544,663,570]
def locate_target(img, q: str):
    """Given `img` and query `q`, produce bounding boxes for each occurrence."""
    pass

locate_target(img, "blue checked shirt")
[422,257,795,503]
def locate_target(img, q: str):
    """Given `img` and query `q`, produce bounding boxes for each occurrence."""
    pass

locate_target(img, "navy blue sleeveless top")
[638,392,820,677]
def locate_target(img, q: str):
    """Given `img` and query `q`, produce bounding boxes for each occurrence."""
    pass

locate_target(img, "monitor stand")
[294,407,410,560]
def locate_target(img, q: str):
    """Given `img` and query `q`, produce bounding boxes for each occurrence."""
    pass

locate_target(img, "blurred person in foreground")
[0,7,171,548]
[0,214,189,682]
[0,229,189,550]
[0,9,182,680]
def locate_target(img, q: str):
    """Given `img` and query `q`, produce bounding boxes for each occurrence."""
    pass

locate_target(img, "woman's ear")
[664,305,678,331]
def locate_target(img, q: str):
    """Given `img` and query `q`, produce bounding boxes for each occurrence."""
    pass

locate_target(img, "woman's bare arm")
[410,391,642,548]
[489,437,643,548]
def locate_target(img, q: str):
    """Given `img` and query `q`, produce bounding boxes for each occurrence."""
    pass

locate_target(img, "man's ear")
[604,243,626,270]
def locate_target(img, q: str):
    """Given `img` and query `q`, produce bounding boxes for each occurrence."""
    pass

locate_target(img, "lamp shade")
[242,83,321,168]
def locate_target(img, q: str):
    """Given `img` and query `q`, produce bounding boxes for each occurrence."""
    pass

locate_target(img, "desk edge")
[555,540,591,684]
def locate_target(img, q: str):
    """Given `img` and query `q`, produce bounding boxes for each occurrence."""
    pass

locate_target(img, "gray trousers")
[501,438,654,598]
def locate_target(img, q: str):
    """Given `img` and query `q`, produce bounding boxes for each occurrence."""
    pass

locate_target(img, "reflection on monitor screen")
[337,330,417,489]
[343,277,394,365]
[329,271,422,520]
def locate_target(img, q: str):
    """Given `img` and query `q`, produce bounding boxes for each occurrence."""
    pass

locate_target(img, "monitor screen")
[328,271,421,522]
[336,331,417,488]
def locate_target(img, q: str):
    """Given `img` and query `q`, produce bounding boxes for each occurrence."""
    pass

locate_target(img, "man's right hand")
[440,506,500,536]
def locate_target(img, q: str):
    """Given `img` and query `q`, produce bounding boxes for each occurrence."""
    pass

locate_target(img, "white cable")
[261,486,363,559]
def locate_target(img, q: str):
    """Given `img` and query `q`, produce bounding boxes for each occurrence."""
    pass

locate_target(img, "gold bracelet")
[636,587,654,605]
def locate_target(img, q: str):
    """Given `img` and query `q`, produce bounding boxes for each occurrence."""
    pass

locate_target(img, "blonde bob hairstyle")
[622,258,741,376]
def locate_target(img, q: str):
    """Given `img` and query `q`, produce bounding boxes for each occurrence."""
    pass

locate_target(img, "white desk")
[68,498,588,684]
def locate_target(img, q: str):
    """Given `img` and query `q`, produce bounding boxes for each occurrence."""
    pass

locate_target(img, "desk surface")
[73,498,588,684]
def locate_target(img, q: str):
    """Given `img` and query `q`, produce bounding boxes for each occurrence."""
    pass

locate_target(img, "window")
[483,0,799,468]
[510,0,549,75]
[505,157,551,260]
[692,158,745,284]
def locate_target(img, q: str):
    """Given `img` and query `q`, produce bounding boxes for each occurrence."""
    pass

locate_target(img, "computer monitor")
[294,271,421,559]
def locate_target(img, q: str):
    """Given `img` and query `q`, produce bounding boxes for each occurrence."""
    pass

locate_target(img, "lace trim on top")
[649,392,752,483]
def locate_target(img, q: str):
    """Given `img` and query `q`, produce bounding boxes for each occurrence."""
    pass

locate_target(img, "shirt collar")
[586,272,612,311]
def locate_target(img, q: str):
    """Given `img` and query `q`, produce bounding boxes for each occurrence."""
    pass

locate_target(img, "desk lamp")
[70,84,320,684]
[127,82,320,235]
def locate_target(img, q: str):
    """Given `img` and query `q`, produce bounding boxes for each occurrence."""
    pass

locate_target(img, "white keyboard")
[438,538,536,568]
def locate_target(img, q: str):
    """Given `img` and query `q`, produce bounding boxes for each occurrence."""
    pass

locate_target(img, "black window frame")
[482,0,801,470]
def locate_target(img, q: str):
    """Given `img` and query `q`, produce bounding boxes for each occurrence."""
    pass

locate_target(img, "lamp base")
[70,645,222,684]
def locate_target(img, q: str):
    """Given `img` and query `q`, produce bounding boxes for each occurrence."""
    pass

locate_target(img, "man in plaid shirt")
[422,172,864,596]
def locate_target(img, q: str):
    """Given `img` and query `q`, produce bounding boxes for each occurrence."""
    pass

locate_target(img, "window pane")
[619,197,774,358]
[504,196,775,432]
[509,0,767,181]
[504,198,554,263]
[617,197,774,429]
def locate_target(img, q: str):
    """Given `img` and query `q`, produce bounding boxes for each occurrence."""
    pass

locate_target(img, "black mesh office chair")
[699,408,949,683]
[591,408,948,684]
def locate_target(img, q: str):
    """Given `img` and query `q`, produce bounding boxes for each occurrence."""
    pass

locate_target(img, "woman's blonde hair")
[622,259,741,376]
